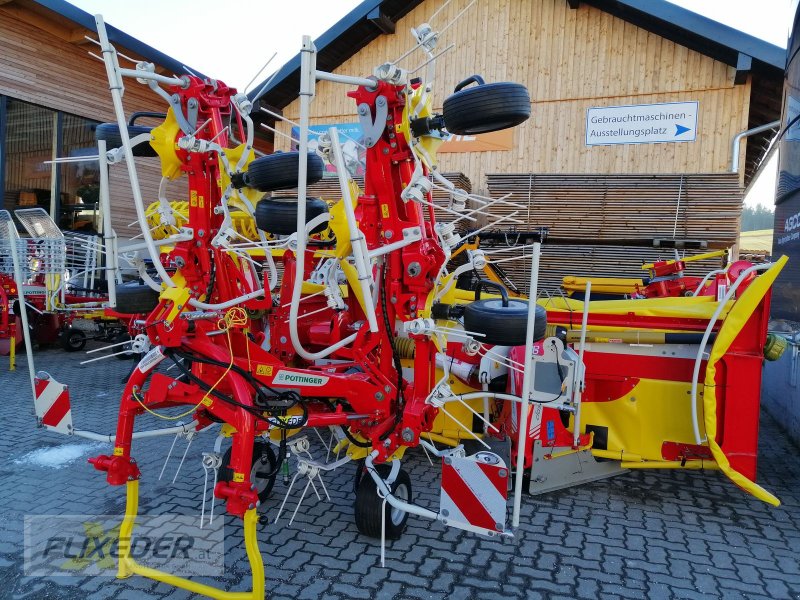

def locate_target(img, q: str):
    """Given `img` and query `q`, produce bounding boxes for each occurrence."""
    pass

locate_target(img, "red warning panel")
[34,373,72,434]
[439,452,508,536]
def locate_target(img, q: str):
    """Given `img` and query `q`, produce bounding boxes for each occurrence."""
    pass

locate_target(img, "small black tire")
[95,123,157,157]
[219,441,278,503]
[443,78,530,135]
[114,283,160,315]
[463,298,547,346]
[255,197,328,235]
[60,328,87,352]
[243,152,324,192]
[354,464,411,540]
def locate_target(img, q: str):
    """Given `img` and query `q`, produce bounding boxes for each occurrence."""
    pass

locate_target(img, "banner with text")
[586,101,698,146]
[437,129,514,153]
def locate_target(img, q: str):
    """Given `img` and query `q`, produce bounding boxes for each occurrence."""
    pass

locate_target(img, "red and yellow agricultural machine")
[12,14,786,599]
[0,207,131,369]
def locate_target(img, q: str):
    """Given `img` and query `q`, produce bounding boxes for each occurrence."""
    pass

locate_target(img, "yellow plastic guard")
[149,109,183,180]
[541,294,733,323]
[159,272,190,322]
[702,256,787,506]
[561,276,643,295]
[398,84,444,168]
[219,145,264,212]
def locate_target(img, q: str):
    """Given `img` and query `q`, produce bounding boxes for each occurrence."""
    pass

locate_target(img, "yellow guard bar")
[701,256,787,507]
[118,480,265,599]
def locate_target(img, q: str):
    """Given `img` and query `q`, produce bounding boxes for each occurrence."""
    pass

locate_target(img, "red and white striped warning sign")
[440,452,508,536]
[34,373,72,434]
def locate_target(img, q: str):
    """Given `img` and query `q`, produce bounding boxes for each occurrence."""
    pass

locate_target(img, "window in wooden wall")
[60,114,101,232]
[0,96,101,232]
[2,97,55,215]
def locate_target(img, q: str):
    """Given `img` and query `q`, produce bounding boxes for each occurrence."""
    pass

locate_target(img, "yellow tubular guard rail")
[118,481,265,599]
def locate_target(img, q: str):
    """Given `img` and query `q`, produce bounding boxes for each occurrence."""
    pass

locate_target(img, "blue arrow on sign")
[675,124,691,136]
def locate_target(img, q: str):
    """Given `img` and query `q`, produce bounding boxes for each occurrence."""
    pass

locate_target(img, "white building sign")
[586,101,698,146]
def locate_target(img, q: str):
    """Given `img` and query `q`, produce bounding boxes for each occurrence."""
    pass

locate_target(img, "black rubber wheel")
[255,197,328,235]
[243,152,324,192]
[463,298,547,346]
[354,463,411,540]
[114,283,160,315]
[219,441,278,503]
[11,300,37,337]
[443,77,530,135]
[95,123,157,157]
[60,328,87,352]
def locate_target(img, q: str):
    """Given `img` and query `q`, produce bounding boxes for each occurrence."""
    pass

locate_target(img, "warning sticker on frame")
[586,101,698,146]
[137,346,165,374]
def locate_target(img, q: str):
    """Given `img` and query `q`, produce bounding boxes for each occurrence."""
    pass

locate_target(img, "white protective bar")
[689,262,772,443]
[97,139,117,307]
[367,228,423,259]
[512,242,541,529]
[189,289,265,311]
[288,37,358,360]
[8,222,36,397]
[94,15,175,291]
[572,281,591,447]
[117,68,186,88]
[329,126,378,332]
[442,391,527,404]
[315,71,376,89]
[364,452,438,520]
[119,231,195,252]
[691,269,727,297]
[72,420,198,443]
[232,95,255,173]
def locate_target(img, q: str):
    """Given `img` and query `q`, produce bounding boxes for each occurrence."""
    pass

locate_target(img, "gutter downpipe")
[730,120,780,173]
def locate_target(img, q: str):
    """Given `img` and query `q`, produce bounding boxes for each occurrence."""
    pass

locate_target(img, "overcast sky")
[65,0,793,207]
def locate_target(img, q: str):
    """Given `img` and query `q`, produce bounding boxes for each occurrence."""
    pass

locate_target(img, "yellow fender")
[701,256,788,506]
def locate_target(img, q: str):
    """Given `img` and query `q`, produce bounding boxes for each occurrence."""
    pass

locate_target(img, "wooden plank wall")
[273,0,751,192]
[0,8,163,127]
[483,172,743,293]
[0,5,188,234]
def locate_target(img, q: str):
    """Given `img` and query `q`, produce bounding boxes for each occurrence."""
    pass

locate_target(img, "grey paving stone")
[2,349,800,600]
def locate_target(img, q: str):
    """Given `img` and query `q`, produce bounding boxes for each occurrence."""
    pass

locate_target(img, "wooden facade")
[0,0,270,237]
[0,1,169,233]
[484,172,744,291]
[273,0,752,192]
